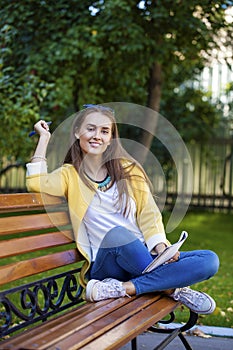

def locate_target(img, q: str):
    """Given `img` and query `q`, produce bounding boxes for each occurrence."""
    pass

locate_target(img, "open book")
[142,231,188,274]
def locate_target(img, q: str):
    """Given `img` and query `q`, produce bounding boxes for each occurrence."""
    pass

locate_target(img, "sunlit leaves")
[0,0,232,159]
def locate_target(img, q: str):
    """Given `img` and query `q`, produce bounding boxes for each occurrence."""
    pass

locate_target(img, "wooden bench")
[0,193,198,350]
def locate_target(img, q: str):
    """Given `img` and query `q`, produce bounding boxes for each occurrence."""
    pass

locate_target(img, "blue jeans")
[90,226,219,295]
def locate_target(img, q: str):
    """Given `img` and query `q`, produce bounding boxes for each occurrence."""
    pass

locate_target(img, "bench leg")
[178,332,194,350]
[151,329,194,350]
[150,310,198,350]
[152,328,180,350]
[131,337,137,350]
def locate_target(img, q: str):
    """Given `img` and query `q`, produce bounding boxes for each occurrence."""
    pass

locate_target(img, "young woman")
[26,105,219,314]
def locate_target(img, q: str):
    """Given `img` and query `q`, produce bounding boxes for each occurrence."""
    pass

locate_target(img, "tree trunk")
[134,62,162,164]
[147,61,162,111]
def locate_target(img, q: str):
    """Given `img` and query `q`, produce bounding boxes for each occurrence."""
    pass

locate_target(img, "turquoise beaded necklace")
[97,175,111,191]
[85,173,112,192]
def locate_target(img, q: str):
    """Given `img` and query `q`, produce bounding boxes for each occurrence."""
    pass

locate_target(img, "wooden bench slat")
[0,193,66,212]
[0,299,114,349]
[0,295,165,350]
[46,296,178,350]
[0,231,73,258]
[67,296,166,350]
[0,249,81,285]
[0,212,70,235]
[47,296,162,349]
[80,297,178,350]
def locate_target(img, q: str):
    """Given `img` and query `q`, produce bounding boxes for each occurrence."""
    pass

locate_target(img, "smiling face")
[75,112,112,156]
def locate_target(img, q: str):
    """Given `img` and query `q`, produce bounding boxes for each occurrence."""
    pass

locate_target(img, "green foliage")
[160,87,222,142]
[0,0,232,160]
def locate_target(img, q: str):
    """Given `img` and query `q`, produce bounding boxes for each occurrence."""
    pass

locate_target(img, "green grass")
[163,210,233,328]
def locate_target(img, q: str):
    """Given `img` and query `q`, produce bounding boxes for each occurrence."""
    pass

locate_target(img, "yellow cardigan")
[26,163,167,286]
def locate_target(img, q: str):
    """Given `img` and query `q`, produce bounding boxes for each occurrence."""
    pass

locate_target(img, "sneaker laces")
[171,287,216,315]
[97,279,126,299]
[103,279,131,298]
[173,287,205,308]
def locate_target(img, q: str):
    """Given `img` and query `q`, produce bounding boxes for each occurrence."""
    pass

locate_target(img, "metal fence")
[165,139,233,212]
[0,162,26,193]
[1,139,233,212]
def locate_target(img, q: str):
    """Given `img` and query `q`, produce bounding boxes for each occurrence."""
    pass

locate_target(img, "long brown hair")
[64,106,151,215]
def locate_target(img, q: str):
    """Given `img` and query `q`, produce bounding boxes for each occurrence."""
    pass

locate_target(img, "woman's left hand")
[166,251,180,264]
[154,243,180,264]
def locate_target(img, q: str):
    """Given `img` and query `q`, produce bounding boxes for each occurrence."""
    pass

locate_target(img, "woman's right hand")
[34,120,51,138]
[30,120,51,163]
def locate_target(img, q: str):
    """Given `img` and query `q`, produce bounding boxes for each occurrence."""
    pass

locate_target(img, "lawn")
[163,210,233,328]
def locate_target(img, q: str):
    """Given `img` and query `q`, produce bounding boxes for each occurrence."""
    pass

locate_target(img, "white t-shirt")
[83,182,144,261]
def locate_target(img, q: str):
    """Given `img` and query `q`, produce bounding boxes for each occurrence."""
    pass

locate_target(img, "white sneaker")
[171,287,216,314]
[86,278,127,302]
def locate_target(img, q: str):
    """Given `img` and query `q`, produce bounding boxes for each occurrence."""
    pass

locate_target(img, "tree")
[0,0,232,162]
[0,0,94,160]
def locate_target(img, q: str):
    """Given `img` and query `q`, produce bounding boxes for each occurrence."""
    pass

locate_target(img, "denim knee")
[99,226,138,249]
[206,250,220,277]
[197,250,219,280]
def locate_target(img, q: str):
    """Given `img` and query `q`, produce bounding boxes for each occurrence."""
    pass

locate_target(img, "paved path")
[120,332,233,349]
[120,330,233,350]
